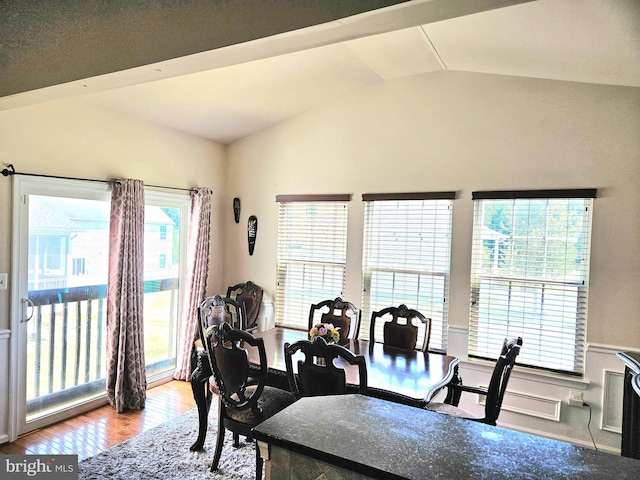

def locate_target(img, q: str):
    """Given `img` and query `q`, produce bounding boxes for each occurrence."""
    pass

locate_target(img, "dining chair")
[198,294,247,333]
[205,322,296,478]
[284,336,368,399]
[308,297,362,345]
[368,304,431,352]
[190,294,248,451]
[425,337,523,426]
[226,281,264,332]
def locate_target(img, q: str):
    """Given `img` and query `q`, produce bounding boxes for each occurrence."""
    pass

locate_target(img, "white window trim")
[468,189,596,376]
[275,194,350,330]
[360,192,455,352]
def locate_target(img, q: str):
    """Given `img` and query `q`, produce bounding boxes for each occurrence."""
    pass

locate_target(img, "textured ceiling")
[2,0,638,145]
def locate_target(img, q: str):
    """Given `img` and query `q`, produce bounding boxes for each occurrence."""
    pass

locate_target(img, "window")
[469,189,596,376]
[361,192,454,352]
[276,194,350,330]
[72,258,86,275]
[143,192,189,379]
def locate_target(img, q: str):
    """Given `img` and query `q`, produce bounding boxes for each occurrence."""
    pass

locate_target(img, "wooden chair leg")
[210,424,225,472]
[444,368,463,406]
[189,366,212,451]
[191,391,212,450]
[211,402,226,472]
[233,432,240,447]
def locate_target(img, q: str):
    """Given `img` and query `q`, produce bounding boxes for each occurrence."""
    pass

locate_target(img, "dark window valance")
[362,191,456,201]
[472,189,597,200]
[276,194,351,202]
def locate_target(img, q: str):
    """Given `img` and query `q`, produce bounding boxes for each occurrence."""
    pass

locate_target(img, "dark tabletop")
[253,394,640,480]
[250,327,459,404]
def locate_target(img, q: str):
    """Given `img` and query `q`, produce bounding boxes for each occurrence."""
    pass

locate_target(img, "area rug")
[79,407,257,479]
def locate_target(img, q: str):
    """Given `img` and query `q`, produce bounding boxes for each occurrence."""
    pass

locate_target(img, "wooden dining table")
[190,326,460,450]
[251,327,460,406]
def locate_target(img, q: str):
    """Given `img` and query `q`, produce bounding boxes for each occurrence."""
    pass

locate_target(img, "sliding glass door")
[11,177,188,436]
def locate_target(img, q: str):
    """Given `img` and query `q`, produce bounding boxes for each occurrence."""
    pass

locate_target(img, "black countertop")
[253,394,640,480]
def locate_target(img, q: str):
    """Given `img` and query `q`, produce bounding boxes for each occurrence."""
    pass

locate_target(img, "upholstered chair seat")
[223,385,296,424]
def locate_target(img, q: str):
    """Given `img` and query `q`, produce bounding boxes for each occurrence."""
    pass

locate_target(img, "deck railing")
[26,278,178,413]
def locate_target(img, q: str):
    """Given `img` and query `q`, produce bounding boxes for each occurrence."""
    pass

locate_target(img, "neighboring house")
[28,197,176,290]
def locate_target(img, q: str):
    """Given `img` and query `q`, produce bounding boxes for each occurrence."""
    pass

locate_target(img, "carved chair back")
[369,304,431,352]
[198,294,246,342]
[284,337,368,399]
[308,297,361,345]
[208,322,267,412]
[227,281,264,331]
[483,337,522,425]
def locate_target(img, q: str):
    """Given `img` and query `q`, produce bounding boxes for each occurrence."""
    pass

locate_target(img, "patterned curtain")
[173,187,213,380]
[106,179,146,413]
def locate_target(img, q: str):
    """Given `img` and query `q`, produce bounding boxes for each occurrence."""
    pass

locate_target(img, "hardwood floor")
[0,380,196,461]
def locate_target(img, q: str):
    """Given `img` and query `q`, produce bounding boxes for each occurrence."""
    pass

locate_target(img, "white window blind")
[361,192,454,352]
[276,195,349,330]
[469,189,596,376]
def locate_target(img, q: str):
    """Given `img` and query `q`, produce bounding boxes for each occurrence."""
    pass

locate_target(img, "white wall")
[1,69,638,452]
[0,99,227,441]
[0,99,228,303]
[224,70,640,451]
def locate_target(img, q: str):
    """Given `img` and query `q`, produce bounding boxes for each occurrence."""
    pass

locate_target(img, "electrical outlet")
[0,273,7,290]
[568,390,584,407]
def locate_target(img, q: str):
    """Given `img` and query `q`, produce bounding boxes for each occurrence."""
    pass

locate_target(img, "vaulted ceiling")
[2,0,638,145]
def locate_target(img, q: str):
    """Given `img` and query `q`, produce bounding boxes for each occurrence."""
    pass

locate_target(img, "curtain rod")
[1,164,195,193]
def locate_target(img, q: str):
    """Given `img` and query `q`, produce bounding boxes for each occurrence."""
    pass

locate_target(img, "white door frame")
[8,176,112,440]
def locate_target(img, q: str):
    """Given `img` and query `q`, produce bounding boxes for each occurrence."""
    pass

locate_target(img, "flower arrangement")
[309,323,341,344]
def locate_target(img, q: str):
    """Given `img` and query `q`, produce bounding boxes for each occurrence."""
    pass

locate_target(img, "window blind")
[276,197,349,330]
[361,193,454,352]
[469,190,595,375]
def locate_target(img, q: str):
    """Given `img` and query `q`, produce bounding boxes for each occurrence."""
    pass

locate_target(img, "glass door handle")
[22,297,35,323]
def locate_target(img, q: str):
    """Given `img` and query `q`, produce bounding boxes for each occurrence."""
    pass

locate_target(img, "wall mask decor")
[247,215,257,255]
[233,197,241,224]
